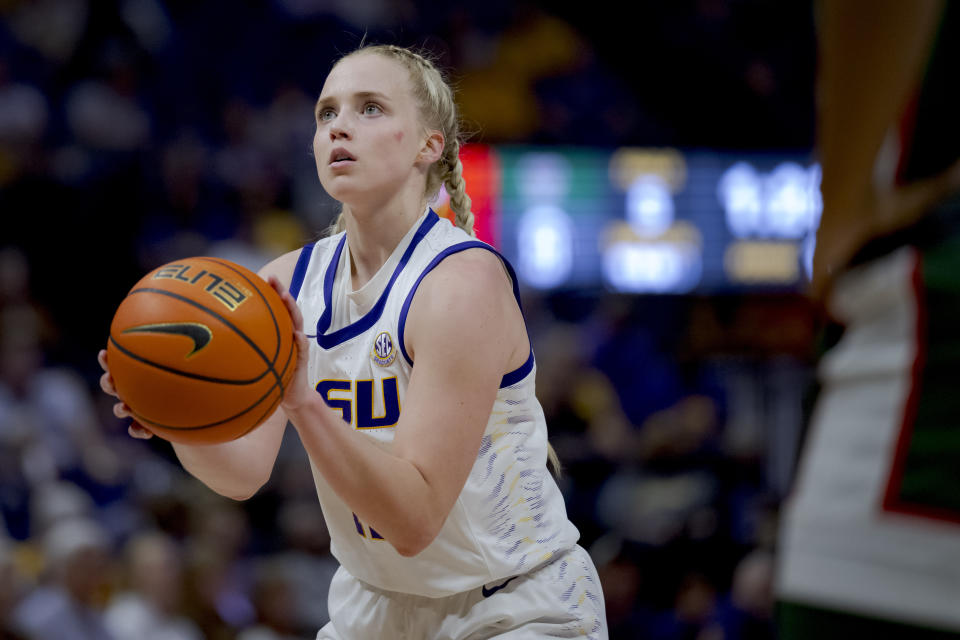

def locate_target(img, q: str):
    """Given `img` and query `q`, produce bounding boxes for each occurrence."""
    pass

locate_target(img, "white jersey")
[289,209,580,598]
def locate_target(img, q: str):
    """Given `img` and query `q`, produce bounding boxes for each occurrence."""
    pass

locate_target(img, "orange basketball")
[107,256,297,444]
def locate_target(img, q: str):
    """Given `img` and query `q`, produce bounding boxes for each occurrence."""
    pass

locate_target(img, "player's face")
[313,53,428,207]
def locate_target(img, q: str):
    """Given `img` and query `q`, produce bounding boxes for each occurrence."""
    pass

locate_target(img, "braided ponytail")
[441,141,475,236]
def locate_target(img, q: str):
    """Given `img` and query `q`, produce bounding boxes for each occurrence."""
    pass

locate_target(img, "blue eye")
[318,108,335,122]
[363,103,382,115]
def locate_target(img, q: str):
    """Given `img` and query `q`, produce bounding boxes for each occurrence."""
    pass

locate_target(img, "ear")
[417,129,445,165]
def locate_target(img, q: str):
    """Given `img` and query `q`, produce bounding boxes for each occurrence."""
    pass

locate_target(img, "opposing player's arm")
[144,250,301,500]
[812,0,948,298]
[286,248,527,556]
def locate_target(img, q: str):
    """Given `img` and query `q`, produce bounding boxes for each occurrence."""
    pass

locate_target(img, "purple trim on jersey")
[397,241,534,389]
[289,243,315,301]
[500,349,534,388]
[316,234,347,338]
[313,210,440,349]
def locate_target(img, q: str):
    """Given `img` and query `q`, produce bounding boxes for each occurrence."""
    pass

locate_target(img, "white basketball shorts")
[316,544,607,639]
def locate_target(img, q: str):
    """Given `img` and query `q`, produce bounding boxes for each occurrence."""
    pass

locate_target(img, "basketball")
[106,257,297,445]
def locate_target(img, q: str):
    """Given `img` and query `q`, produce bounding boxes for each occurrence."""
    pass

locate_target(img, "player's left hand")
[97,348,154,439]
[266,276,312,413]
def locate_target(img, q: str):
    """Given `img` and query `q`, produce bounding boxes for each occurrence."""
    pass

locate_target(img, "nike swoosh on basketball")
[481,576,518,598]
[123,322,213,357]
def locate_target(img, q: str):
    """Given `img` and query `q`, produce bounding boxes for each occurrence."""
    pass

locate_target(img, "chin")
[326,185,366,207]
[321,174,360,199]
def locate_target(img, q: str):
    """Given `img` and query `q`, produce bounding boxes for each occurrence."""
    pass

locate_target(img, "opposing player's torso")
[290,210,579,597]
[778,246,960,630]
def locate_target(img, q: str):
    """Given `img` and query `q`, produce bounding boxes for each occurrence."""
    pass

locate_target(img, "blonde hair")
[324,44,561,479]
[327,44,474,236]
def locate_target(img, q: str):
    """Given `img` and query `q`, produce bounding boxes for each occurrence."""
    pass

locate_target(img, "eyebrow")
[315,91,391,114]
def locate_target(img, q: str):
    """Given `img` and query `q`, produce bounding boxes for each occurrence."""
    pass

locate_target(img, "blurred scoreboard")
[436,144,821,294]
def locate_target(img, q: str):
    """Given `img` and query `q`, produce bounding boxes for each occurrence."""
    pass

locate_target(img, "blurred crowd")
[0,1,817,638]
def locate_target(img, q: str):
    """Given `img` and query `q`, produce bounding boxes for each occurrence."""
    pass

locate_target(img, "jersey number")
[353,513,383,540]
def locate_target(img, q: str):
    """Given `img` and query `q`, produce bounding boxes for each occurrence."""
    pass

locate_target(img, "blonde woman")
[101,44,606,639]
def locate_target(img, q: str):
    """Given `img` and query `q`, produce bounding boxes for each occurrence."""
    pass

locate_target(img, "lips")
[329,148,356,165]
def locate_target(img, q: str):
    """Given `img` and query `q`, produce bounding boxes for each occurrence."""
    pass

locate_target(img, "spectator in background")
[214,98,278,212]
[533,321,632,546]
[10,516,115,640]
[177,495,256,640]
[2,0,88,66]
[710,549,775,640]
[0,307,122,525]
[0,56,48,185]
[0,249,43,317]
[531,46,641,146]
[64,44,151,154]
[592,297,689,429]
[0,535,29,640]
[103,531,203,640]
[28,482,96,541]
[647,571,717,640]
[455,5,585,141]
[268,499,338,633]
[180,542,251,640]
[237,558,306,640]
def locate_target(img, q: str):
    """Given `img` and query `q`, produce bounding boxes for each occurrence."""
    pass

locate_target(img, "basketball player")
[777,1,960,638]
[100,44,607,639]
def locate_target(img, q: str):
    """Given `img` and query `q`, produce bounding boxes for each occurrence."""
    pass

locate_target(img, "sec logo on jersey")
[371,331,396,367]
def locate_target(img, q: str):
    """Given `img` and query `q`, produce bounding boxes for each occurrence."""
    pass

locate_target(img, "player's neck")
[344,200,424,290]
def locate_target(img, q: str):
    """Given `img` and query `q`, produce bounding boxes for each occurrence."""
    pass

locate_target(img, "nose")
[329,113,352,141]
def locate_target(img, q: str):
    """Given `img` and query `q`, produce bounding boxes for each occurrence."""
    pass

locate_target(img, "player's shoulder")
[257,248,304,289]
[403,244,522,369]
[408,246,516,336]
[257,234,340,289]
[420,245,510,300]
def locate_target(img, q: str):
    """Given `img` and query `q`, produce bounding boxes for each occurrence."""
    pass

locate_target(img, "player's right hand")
[98,348,154,440]
[267,275,310,413]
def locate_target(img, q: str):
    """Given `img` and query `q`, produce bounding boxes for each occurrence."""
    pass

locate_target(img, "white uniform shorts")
[316,544,607,639]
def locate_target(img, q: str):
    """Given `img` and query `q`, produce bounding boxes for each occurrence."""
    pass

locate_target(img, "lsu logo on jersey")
[316,377,400,429]
[371,331,396,367]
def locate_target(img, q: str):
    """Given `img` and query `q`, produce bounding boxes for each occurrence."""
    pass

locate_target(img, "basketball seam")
[198,257,283,367]
[124,287,284,389]
[130,380,277,430]
[108,334,270,385]
[130,335,297,432]
[235,336,297,436]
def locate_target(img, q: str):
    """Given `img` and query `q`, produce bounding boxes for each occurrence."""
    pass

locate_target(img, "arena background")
[0,1,817,638]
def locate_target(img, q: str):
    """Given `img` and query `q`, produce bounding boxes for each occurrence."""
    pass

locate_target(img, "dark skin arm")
[811,0,960,301]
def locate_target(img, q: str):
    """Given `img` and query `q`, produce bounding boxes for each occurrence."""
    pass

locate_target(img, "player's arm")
[282,249,526,556]
[812,0,948,297]
[99,250,301,500]
[164,250,303,499]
